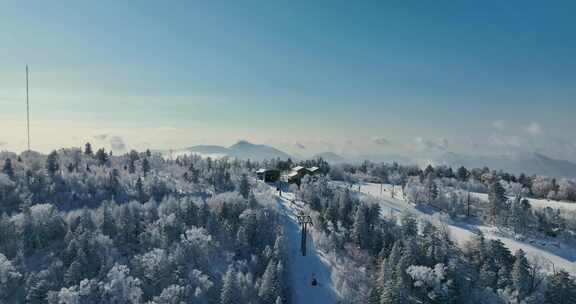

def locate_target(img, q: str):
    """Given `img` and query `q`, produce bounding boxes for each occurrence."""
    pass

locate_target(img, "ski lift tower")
[25,65,31,151]
[296,211,313,256]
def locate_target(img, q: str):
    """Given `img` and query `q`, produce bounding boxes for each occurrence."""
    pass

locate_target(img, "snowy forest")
[1,145,576,304]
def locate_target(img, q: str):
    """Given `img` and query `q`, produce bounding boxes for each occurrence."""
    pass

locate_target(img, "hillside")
[436,152,576,179]
[182,140,293,161]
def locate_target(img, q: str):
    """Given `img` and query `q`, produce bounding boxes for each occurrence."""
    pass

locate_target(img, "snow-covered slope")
[469,192,576,212]
[274,191,340,304]
[342,182,576,275]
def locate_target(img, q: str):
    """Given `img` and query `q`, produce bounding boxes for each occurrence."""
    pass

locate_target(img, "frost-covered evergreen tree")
[84,142,93,155]
[511,249,530,301]
[220,266,240,304]
[239,174,250,199]
[142,158,151,177]
[0,253,23,302]
[46,151,60,177]
[488,180,507,224]
[153,284,187,304]
[95,148,109,166]
[352,204,370,249]
[545,270,576,304]
[400,213,417,238]
[2,158,14,179]
[259,260,280,303]
[101,264,143,304]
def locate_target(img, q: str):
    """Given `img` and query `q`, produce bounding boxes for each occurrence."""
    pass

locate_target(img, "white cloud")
[488,134,523,148]
[525,122,544,136]
[109,136,127,151]
[371,136,391,146]
[492,120,506,130]
[93,134,109,141]
[294,142,306,149]
[414,137,449,151]
[155,126,179,132]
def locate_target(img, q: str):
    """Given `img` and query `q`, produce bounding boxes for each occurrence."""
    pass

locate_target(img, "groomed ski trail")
[275,191,340,304]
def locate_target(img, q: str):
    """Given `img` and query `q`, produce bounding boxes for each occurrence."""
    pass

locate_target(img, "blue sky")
[1,1,575,158]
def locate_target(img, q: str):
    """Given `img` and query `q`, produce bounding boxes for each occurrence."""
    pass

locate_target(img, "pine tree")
[512,249,530,301]
[337,189,354,228]
[108,169,121,196]
[259,260,280,303]
[514,197,532,234]
[352,204,370,249]
[136,177,145,203]
[26,274,49,304]
[142,158,151,177]
[368,287,381,304]
[95,148,109,166]
[2,158,14,179]
[84,142,93,155]
[64,260,84,286]
[545,270,576,304]
[0,254,22,303]
[46,151,60,177]
[479,262,497,288]
[248,192,258,209]
[101,204,116,237]
[488,181,507,224]
[425,175,438,203]
[424,165,435,177]
[239,174,250,199]
[456,166,469,181]
[380,279,407,304]
[128,159,136,174]
[125,150,139,174]
[400,213,417,238]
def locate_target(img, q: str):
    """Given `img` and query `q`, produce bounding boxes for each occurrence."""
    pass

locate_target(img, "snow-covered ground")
[274,191,340,304]
[341,182,576,275]
[468,192,576,212]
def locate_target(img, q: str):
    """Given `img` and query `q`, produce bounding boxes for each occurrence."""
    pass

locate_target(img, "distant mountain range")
[173,140,576,179]
[179,140,292,161]
[434,152,576,179]
[312,152,348,163]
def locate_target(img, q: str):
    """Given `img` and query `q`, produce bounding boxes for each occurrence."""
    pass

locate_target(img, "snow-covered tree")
[259,260,281,303]
[488,181,507,224]
[0,254,22,302]
[511,249,530,301]
[101,264,143,304]
[545,270,576,304]
[238,174,250,199]
[220,266,240,304]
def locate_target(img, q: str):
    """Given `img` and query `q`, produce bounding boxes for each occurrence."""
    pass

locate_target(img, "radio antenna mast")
[26,65,30,151]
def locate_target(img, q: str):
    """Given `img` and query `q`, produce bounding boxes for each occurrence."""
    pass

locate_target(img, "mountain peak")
[229,140,255,149]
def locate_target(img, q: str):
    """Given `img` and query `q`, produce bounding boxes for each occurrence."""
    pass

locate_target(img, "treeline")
[328,161,576,241]
[0,143,268,214]
[298,176,576,304]
[0,145,290,304]
[331,161,576,202]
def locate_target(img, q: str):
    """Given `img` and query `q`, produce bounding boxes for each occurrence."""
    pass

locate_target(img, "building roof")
[309,166,320,172]
[288,171,299,178]
[256,168,279,173]
[292,166,305,172]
